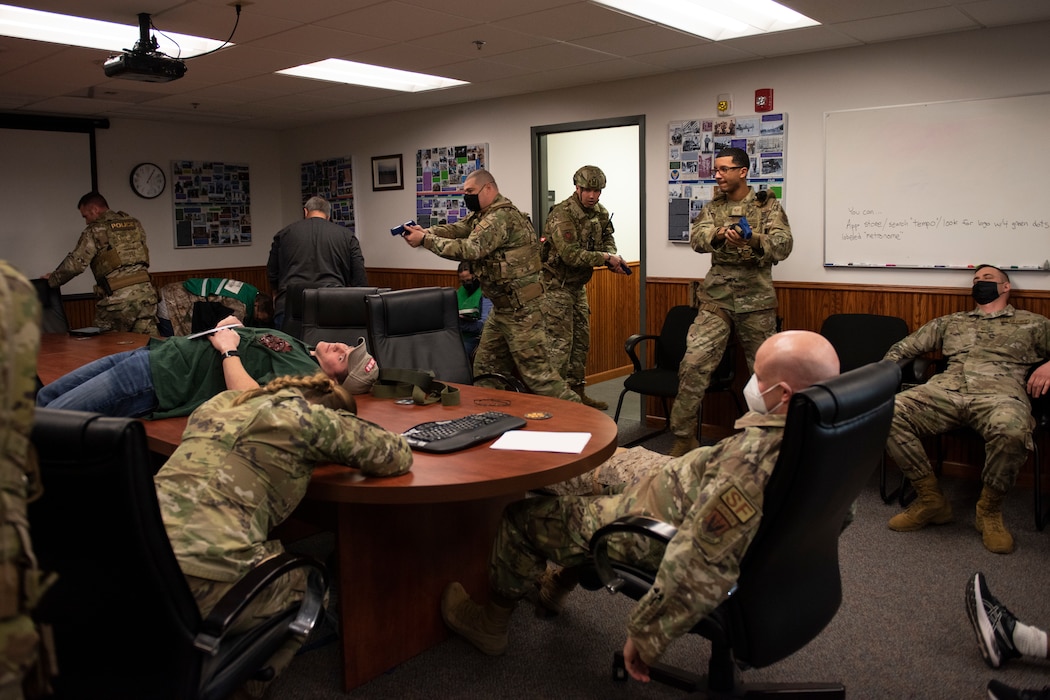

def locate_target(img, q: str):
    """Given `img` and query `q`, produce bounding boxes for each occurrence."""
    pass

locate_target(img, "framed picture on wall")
[371,154,403,191]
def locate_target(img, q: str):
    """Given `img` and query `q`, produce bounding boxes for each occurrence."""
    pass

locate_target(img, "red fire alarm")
[755,88,774,112]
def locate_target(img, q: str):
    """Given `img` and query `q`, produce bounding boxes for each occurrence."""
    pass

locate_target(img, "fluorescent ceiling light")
[277,59,468,92]
[0,4,228,56]
[592,0,819,41]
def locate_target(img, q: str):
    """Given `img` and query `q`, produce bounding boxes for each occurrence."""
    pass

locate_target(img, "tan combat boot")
[669,435,700,458]
[572,384,608,410]
[534,565,580,618]
[440,582,516,655]
[975,485,1015,554]
[888,474,953,531]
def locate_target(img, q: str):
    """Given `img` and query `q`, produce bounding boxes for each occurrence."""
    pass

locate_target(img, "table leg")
[335,494,520,691]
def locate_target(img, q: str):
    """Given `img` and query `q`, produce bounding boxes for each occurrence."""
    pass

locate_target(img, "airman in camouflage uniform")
[47,192,158,335]
[883,265,1050,554]
[402,170,579,402]
[440,332,839,678]
[670,148,792,456]
[541,166,628,408]
[155,373,412,696]
[0,261,43,700]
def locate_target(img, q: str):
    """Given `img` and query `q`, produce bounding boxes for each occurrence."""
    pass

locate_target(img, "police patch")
[720,485,757,523]
[700,508,733,542]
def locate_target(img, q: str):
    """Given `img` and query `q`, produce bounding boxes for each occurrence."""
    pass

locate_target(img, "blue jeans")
[37,347,158,418]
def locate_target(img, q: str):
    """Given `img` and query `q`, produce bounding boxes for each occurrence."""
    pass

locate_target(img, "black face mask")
[972,280,1001,305]
[464,193,481,212]
[463,280,480,294]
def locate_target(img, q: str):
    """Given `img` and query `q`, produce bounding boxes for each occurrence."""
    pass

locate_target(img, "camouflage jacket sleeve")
[303,407,413,477]
[424,200,514,263]
[690,190,792,267]
[544,200,615,270]
[48,225,100,287]
[883,316,946,363]
[625,419,784,664]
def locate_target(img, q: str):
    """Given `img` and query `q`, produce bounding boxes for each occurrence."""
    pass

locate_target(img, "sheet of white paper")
[490,431,591,454]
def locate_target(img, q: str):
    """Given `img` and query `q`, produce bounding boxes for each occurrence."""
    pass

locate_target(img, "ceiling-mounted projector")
[103,12,187,83]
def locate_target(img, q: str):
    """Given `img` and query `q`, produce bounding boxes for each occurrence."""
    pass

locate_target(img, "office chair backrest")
[301,286,389,347]
[365,287,473,385]
[655,305,697,369]
[31,278,70,334]
[28,408,203,698]
[819,313,909,373]
[728,360,900,667]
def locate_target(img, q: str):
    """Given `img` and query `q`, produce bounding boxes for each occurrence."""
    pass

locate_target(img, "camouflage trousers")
[669,307,776,439]
[474,299,580,402]
[186,566,308,698]
[886,384,1034,493]
[95,282,158,335]
[0,519,39,700]
[540,283,590,386]
[538,446,666,497]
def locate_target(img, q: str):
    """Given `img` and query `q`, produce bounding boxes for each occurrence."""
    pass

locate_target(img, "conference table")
[37,332,619,690]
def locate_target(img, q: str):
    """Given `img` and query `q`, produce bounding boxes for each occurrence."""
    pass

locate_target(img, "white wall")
[280,20,1050,289]
[10,21,1048,291]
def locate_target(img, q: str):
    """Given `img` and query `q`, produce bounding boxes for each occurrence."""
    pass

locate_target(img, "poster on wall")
[172,161,252,248]
[301,156,355,231]
[414,144,488,227]
[667,113,786,242]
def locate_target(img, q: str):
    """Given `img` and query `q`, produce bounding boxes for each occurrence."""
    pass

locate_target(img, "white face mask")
[743,373,783,414]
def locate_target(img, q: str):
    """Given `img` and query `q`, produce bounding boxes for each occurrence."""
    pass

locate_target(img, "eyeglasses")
[713,165,746,175]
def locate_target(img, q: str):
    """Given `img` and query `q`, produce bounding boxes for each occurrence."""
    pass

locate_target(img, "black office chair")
[27,408,328,699]
[364,287,525,392]
[819,313,910,502]
[281,283,333,340]
[300,286,389,347]
[585,360,901,696]
[613,305,741,446]
[32,278,70,334]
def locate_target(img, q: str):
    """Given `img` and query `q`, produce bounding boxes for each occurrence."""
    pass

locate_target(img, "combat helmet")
[573,165,606,190]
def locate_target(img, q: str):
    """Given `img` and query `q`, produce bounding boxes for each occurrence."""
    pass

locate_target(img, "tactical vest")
[476,206,545,311]
[542,197,613,286]
[89,211,151,297]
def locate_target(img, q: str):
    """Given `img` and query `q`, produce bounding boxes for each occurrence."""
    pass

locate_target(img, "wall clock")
[130,162,166,199]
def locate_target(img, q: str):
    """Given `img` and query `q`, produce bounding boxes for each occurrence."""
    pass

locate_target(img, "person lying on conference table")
[36,315,378,419]
[155,372,412,698]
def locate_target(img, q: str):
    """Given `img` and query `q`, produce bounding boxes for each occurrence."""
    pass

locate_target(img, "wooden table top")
[37,332,618,506]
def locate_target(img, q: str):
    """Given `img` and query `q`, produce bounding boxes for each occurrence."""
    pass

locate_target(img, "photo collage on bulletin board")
[667,113,787,242]
[301,156,355,232]
[415,144,489,227]
[172,161,252,249]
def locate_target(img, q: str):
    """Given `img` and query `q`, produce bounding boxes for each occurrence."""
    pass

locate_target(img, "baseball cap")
[343,338,379,394]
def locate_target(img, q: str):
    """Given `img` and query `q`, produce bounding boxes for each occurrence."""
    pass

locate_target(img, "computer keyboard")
[401,411,527,454]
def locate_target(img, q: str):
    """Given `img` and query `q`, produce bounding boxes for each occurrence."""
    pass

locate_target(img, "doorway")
[531,116,645,420]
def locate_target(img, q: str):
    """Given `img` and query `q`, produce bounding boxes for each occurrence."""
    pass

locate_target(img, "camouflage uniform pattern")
[541,192,617,384]
[426,194,579,402]
[883,305,1050,492]
[671,189,792,439]
[542,446,666,497]
[158,280,255,336]
[155,386,410,696]
[490,412,786,664]
[48,210,158,335]
[0,261,42,700]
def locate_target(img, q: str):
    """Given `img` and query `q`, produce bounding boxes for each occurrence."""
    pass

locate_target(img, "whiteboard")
[824,94,1050,271]
[0,128,94,293]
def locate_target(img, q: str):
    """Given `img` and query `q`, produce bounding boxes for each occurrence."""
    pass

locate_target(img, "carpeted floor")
[269,377,1050,699]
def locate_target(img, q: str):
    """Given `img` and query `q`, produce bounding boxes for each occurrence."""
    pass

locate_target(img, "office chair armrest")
[473,372,530,393]
[193,552,328,656]
[589,515,678,596]
[623,334,659,373]
[897,356,941,387]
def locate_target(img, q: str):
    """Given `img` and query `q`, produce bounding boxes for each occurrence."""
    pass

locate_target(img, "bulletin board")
[667,113,787,242]
[414,144,488,227]
[300,156,355,231]
[824,94,1050,270]
[172,161,252,248]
